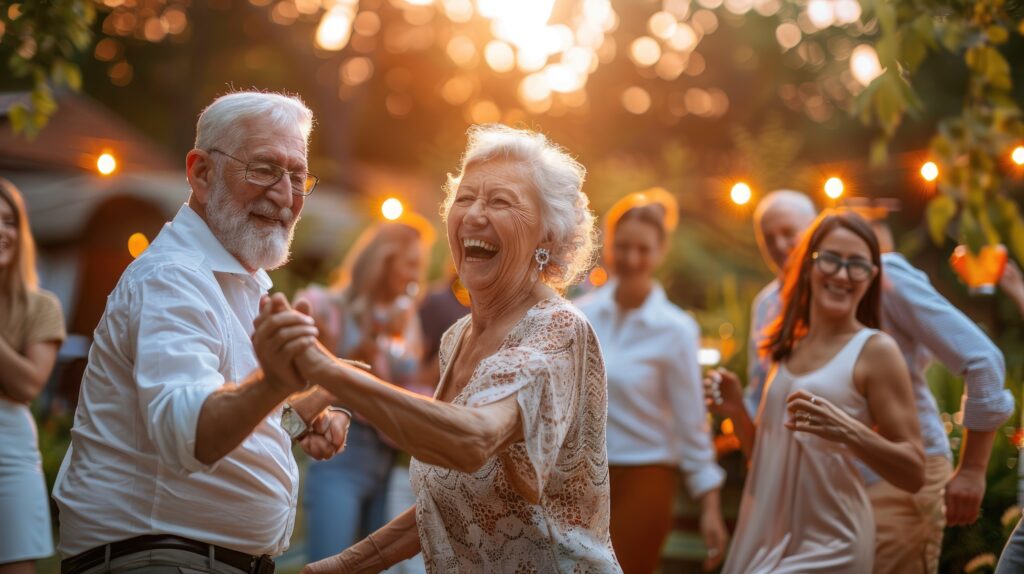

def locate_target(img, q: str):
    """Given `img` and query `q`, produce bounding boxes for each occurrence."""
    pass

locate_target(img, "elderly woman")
[256,124,620,572]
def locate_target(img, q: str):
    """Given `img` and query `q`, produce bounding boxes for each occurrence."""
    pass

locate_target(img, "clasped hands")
[253,293,349,460]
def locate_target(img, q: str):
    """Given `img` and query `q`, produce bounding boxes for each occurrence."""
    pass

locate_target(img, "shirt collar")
[591,278,668,327]
[167,204,273,290]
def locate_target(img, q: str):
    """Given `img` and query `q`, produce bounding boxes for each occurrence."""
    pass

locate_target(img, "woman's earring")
[534,247,551,274]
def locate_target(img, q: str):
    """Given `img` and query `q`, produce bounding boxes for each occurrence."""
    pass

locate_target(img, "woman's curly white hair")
[441,124,598,291]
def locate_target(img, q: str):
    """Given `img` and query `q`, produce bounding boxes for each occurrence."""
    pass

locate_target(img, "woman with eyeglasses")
[705,210,924,574]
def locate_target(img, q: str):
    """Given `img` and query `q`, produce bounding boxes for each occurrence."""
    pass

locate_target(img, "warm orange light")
[921,161,939,182]
[588,266,608,287]
[824,176,844,199]
[730,182,752,205]
[721,418,735,435]
[128,232,149,258]
[1012,146,1024,166]
[97,153,117,175]
[950,244,1007,295]
[381,198,404,221]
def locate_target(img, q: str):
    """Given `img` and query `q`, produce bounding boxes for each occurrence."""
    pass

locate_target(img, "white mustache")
[250,200,294,226]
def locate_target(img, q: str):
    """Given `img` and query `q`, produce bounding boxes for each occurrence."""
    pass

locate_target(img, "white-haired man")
[745,190,1014,574]
[53,92,349,574]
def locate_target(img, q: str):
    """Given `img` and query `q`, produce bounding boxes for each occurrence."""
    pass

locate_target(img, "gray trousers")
[73,548,250,574]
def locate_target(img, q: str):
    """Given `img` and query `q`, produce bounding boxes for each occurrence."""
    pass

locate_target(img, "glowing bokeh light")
[850,44,883,86]
[128,232,149,258]
[97,153,117,175]
[381,198,404,220]
[621,86,651,114]
[1012,146,1024,166]
[315,6,354,51]
[824,177,844,199]
[484,40,515,72]
[629,36,661,67]
[730,182,752,205]
[921,161,939,182]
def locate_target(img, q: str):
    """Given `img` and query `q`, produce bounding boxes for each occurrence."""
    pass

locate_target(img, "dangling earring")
[534,247,551,274]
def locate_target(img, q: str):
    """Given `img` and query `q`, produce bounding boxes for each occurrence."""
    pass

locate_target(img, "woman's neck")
[804,304,862,343]
[468,277,553,335]
[614,275,653,310]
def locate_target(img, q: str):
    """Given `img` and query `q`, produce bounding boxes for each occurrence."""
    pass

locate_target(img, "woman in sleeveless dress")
[705,210,925,573]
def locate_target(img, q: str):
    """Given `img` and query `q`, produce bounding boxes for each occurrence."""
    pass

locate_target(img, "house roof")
[0,91,177,172]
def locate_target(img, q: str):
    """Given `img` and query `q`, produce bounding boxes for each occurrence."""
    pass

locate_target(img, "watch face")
[282,409,306,438]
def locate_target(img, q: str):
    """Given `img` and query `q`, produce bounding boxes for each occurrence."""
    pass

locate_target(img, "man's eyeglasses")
[811,251,875,282]
[208,148,318,196]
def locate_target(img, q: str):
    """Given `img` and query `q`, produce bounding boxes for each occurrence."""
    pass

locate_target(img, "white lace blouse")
[409,297,621,573]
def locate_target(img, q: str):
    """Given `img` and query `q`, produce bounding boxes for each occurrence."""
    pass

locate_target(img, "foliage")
[0,0,94,137]
[854,0,1024,255]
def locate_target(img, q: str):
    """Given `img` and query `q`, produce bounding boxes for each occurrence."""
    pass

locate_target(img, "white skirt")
[0,398,54,563]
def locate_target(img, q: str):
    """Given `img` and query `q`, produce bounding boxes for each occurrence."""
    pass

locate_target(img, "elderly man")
[53,91,349,574]
[745,190,1014,574]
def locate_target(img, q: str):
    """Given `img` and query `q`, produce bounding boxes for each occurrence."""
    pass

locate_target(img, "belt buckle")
[252,554,275,574]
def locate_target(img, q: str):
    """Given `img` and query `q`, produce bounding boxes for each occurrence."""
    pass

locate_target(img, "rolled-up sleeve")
[132,265,227,474]
[883,256,1014,430]
[669,319,725,498]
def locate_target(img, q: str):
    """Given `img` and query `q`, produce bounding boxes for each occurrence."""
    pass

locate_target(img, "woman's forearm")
[310,507,421,574]
[729,407,757,460]
[0,338,54,402]
[845,422,925,492]
[307,354,519,472]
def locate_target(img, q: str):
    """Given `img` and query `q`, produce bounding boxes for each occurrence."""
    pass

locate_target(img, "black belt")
[61,534,275,574]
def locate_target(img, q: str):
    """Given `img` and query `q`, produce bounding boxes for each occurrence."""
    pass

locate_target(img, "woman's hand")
[301,553,354,574]
[703,368,745,418]
[784,389,857,444]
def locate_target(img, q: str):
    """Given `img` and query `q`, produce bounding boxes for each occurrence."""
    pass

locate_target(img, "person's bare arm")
[787,334,925,492]
[0,338,59,403]
[194,296,316,464]
[303,506,421,574]
[298,342,523,473]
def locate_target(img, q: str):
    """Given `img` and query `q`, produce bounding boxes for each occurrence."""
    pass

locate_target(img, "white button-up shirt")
[53,204,299,557]
[576,281,725,498]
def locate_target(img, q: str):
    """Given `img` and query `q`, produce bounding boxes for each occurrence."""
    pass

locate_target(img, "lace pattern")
[409,297,621,573]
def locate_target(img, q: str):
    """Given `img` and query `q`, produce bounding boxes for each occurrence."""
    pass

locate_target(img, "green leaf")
[962,207,987,255]
[870,136,889,167]
[8,103,29,135]
[927,194,957,245]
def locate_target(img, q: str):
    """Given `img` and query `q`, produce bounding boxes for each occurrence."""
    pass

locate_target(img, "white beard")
[205,178,298,271]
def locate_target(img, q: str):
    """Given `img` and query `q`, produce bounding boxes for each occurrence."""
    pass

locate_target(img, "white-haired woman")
[256,124,621,572]
[0,178,66,574]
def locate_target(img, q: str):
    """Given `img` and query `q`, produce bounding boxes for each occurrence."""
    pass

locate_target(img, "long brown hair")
[0,179,40,338]
[762,209,882,362]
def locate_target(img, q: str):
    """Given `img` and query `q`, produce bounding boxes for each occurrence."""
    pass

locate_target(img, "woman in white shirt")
[576,189,727,573]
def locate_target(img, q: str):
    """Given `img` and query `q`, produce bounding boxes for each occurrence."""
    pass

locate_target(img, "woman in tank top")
[705,209,925,573]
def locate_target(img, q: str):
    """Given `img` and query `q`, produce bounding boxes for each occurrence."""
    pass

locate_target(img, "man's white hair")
[195,91,314,153]
[753,189,817,225]
[441,124,598,291]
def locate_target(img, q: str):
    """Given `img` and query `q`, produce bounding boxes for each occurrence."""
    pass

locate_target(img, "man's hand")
[253,293,318,394]
[299,408,351,461]
[945,465,986,526]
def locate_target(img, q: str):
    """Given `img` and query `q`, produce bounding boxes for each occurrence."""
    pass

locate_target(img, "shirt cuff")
[960,390,1015,431]
[683,463,726,499]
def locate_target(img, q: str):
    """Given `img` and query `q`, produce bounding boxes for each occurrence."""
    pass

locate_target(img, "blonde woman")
[300,220,429,561]
[0,178,66,574]
[576,189,727,573]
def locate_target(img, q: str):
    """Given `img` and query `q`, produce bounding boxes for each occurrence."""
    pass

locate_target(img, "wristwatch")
[281,403,309,441]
